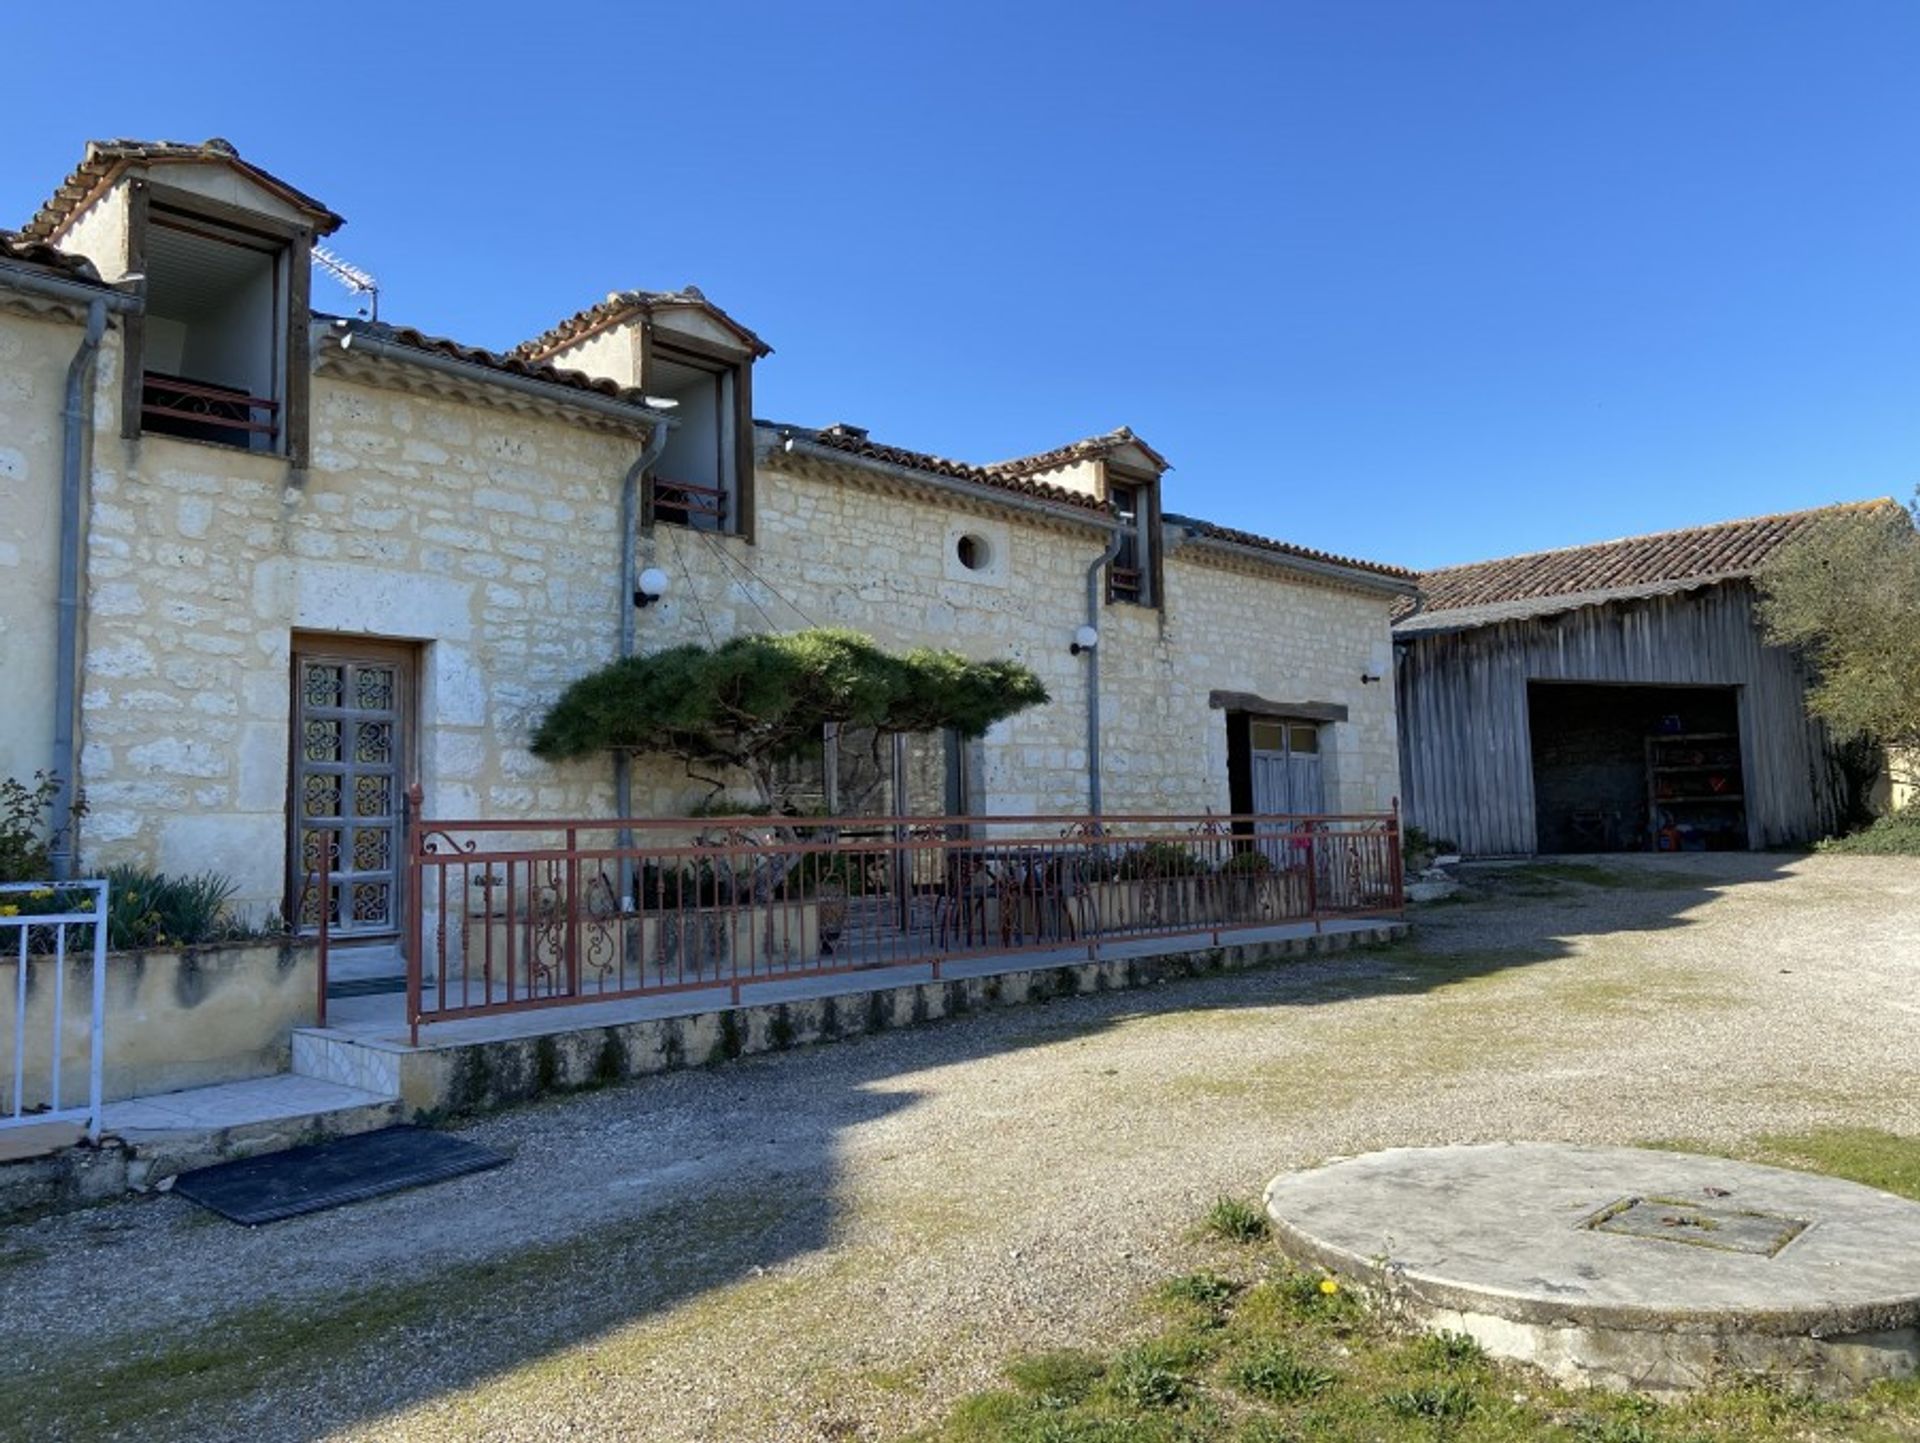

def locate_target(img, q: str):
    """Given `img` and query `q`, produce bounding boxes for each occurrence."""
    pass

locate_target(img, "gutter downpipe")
[1083,528,1125,818]
[5,268,146,882]
[48,298,108,882]
[613,419,675,901]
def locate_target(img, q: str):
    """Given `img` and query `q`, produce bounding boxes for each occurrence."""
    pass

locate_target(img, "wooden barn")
[1392,502,1893,857]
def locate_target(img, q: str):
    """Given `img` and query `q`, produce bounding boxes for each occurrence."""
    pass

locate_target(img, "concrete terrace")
[87,915,1403,1185]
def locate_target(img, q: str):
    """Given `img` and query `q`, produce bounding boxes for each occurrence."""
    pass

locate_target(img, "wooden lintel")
[1208,691,1349,724]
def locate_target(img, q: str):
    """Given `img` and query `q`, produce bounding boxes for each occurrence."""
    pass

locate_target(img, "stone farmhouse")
[0,138,1415,941]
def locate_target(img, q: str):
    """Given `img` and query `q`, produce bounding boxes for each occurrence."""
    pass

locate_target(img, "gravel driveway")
[5,852,1917,1442]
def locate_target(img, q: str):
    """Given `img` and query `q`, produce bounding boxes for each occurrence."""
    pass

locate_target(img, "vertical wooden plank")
[119,181,149,441]
[733,359,756,544]
[284,226,312,467]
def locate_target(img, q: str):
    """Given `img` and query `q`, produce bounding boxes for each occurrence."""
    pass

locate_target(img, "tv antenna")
[311,244,381,320]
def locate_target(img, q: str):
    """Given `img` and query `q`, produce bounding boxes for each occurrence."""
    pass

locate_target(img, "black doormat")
[172,1126,508,1225]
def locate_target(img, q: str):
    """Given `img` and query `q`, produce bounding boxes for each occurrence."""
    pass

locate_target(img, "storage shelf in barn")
[1646,732,1747,852]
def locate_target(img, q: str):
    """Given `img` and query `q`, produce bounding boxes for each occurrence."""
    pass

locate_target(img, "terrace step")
[103,1076,400,1191]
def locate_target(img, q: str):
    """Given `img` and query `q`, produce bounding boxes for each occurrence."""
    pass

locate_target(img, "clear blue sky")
[7,2,1917,569]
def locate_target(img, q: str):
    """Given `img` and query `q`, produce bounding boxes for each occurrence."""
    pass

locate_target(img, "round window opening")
[956,534,993,571]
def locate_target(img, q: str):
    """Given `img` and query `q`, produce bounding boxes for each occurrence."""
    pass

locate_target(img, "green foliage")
[1005,1350,1107,1407]
[913,1248,1920,1443]
[1227,1345,1334,1403]
[1816,804,1920,855]
[0,772,80,884]
[1400,826,1457,867]
[1198,1196,1269,1243]
[1114,841,1211,882]
[530,628,1049,811]
[1756,498,1920,782]
[1108,1344,1194,1408]
[102,865,242,950]
[1220,850,1273,877]
[1381,1380,1479,1421]
[1405,1331,1486,1371]
[1654,1127,1920,1204]
[1158,1272,1243,1312]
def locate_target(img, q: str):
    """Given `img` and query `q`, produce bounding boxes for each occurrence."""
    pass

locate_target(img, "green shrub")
[1113,841,1210,882]
[1401,826,1457,867]
[1220,850,1273,877]
[0,773,80,884]
[1816,805,1920,855]
[102,865,241,950]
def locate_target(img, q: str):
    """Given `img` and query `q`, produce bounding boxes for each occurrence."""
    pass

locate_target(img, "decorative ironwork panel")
[292,652,406,938]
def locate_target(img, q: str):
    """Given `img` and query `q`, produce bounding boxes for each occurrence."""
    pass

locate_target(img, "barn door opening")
[1526,681,1747,853]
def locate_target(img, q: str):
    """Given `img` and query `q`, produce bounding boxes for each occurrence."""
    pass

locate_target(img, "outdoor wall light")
[634,566,670,609]
[1071,624,1100,656]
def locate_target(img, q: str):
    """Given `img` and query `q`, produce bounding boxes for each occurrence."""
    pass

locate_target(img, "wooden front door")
[290,641,413,938]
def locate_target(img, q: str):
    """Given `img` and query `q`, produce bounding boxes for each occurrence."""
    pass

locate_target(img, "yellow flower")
[1318,1278,1340,1296]
[0,905,18,917]
[28,888,52,900]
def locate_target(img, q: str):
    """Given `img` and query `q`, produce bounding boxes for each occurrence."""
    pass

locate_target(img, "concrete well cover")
[1264,1143,1920,1392]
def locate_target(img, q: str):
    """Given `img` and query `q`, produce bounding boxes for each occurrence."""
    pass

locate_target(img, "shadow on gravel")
[2,852,1803,1442]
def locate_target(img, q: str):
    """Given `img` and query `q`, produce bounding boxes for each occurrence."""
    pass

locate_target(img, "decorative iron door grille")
[293,649,409,937]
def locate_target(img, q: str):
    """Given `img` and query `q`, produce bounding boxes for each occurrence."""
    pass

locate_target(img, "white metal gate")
[2,879,108,1141]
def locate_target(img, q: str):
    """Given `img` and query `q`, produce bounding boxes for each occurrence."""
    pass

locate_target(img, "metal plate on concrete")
[1584,1195,1808,1256]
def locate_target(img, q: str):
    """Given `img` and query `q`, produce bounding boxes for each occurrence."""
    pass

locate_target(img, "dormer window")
[137,202,293,452]
[1107,470,1160,607]
[646,335,753,538]
[114,183,314,463]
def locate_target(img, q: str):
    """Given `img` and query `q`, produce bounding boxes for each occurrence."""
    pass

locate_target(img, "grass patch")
[1228,1343,1335,1403]
[914,1254,1920,1443]
[1647,1127,1920,1203]
[1198,1196,1269,1243]
[1483,861,1716,893]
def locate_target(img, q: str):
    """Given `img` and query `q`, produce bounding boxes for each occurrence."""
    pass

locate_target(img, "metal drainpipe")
[1083,528,1125,817]
[48,298,109,881]
[613,420,674,902]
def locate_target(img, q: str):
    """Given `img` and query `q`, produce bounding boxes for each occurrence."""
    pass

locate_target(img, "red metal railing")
[650,476,728,527]
[140,371,280,443]
[402,795,1403,1042]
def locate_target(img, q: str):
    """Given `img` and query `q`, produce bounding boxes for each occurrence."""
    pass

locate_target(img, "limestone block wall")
[1098,554,1402,816]
[0,310,81,786]
[56,340,1402,923]
[76,354,639,917]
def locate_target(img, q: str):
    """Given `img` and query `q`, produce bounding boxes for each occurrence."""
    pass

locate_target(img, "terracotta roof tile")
[0,228,105,282]
[23,138,344,242]
[514,286,772,361]
[1402,500,1903,621]
[327,318,660,406]
[1166,513,1416,582]
[784,423,1111,512]
[995,426,1171,477]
